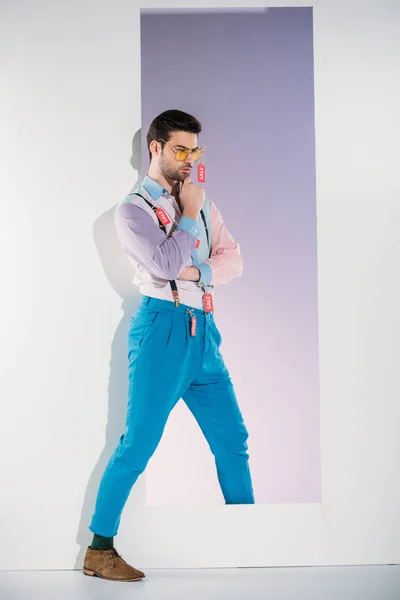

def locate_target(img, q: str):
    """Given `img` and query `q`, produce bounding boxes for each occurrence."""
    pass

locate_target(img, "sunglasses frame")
[159,139,205,162]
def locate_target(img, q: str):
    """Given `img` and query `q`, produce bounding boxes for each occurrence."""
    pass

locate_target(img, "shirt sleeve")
[196,199,243,286]
[115,202,198,280]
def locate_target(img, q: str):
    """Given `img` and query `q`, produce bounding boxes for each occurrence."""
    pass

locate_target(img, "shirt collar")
[141,175,170,201]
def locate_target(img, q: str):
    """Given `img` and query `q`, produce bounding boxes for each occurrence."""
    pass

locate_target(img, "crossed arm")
[115,199,243,286]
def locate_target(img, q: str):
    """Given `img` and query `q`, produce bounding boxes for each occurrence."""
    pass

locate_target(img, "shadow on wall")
[74,129,144,569]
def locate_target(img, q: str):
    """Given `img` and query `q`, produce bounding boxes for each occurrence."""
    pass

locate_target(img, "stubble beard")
[159,155,187,183]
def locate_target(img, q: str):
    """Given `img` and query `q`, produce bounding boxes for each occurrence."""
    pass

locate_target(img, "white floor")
[0,566,399,600]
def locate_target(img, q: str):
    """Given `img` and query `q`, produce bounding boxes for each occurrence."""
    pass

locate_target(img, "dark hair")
[146,109,202,161]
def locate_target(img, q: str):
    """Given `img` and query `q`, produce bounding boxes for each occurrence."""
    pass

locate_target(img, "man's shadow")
[74,129,144,569]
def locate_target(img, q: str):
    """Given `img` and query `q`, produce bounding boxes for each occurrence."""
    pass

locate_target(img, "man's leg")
[89,302,201,537]
[84,301,204,581]
[183,315,255,504]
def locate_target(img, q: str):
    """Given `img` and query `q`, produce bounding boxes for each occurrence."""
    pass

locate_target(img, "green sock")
[90,534,114,551]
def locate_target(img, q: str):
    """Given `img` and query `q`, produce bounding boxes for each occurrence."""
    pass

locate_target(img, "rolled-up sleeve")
[196,200,243,286]
[115,202,198,281]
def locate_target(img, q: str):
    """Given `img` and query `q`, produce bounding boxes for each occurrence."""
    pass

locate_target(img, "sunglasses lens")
[176,150,189,161]
[192,150,200,161]
[175,148,204,161]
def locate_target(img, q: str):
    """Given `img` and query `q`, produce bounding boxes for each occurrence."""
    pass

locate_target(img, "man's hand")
[180,176,205,221]
[178,266,201,282]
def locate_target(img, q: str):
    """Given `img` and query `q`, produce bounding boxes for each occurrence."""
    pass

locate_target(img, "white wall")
[0,0,399,570]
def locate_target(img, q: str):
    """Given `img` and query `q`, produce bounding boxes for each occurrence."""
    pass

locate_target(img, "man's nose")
[185,153,195,165]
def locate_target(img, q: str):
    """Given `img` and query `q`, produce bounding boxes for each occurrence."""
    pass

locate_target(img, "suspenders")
[133,192,210,308]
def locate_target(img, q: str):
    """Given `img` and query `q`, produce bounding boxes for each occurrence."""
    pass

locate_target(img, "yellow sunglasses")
[159,139,205,162]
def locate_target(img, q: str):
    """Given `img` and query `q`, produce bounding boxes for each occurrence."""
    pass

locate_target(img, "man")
[83,109,254,582]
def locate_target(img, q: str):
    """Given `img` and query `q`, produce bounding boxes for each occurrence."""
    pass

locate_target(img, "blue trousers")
[90,296,254,537]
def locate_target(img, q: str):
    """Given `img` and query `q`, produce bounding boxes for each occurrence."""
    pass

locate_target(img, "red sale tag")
[198,163,206,183]
[191,315,197,337]
[155,208,171,226]
[196,239,200,249]
[203,293,214,313]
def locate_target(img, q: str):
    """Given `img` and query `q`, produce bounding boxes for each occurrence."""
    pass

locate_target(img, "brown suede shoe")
[83,547,145,582]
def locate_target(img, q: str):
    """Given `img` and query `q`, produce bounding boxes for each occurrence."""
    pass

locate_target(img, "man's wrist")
[188,267,201,282]
[183,210,200,221]
[178,215,200,238]
[195,263,213,286]
[178,266,201,282]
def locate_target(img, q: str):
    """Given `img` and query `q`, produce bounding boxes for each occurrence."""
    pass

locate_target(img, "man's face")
[158,131,198,183]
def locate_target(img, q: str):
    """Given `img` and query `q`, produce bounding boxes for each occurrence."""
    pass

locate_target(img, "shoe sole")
[83,568,145,582]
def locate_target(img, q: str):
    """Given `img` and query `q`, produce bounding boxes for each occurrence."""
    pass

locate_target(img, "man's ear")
[149,140,161,157]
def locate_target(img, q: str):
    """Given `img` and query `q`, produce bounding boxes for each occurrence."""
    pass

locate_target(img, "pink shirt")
[204,200,243,286]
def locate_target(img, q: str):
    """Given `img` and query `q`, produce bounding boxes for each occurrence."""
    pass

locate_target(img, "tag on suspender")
[203,293,214,313]
[155,208,171,226]
[200,285,214,313]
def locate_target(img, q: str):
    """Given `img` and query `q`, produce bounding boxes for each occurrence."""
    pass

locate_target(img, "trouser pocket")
[128,309,161,358]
